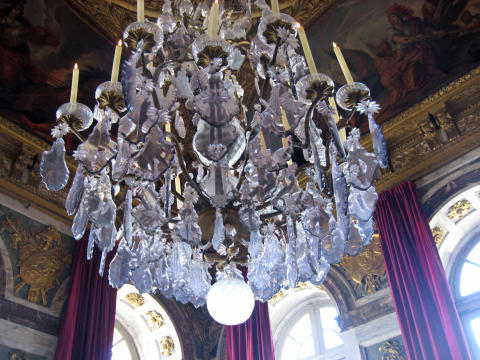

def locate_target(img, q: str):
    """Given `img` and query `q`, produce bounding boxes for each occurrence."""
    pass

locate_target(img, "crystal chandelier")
[39,0,387,325]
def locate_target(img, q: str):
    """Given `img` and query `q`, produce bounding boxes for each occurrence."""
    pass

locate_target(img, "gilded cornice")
[362,66,480,193]
[0,116,72,225]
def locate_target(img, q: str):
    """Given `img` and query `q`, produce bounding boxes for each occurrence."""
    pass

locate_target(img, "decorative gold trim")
[361,66,480,193]
[447,200,473,221]
[431,226,446,247]
[125,292,145,307]
[379,340,407,360]
[146,310,165,329]
[159,336,175,356]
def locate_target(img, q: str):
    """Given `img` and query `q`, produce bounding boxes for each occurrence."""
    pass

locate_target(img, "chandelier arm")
[259,39,281,109]
[169,134,212,205]
[234,153,249,193]
[171,188,185,202]
[260,210,282,220]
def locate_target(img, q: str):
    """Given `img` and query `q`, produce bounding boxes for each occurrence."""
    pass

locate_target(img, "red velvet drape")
[54,233,117,360]
[225,301,276,360]
[375,180,471,360]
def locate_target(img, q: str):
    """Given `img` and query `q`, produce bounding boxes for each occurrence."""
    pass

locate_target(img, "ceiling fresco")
[308,0,480,123]
[0,0,114,148]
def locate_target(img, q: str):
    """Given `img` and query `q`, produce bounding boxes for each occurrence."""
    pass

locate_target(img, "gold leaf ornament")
[159,336,175,356]
[197,46,229,68]
[125,28,156,53]
[97,91,127,113]
[305,81,334,101]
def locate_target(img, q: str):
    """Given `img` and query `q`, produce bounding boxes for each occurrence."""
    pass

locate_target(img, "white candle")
[207,0,219,40]
[165,121,171,142]
[271,0,280,15]
[297,23,317,75]
[111,40,122,82]
[175,173,182,209]
[281,107,290,149]
[333,42,354,84]
[258,130,267,152]
[137,0,144,22]
[328,96,346,141]
[70,63,79,104]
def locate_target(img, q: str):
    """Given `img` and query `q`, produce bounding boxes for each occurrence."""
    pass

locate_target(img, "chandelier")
[39,0,387,325]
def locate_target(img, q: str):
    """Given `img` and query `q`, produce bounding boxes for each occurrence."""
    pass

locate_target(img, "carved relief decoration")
[339,236,386,295]
[363,67,480,193]
[447,199,473,221]
[159,336,175,356]
[379,340,407,360]
[146,310,165,329]
[431,226,446,247]
[1,217,71,306]
[125,292,145,307]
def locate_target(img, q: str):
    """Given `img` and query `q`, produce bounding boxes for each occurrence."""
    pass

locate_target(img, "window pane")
[112,328,123,346]
[289,314,312,341]
[460,262,480,296]
[323,329,343,349]
[282,337,301,360]
[471,317,480,347]
[298,335,315,359]
[112,340,133,360]
[320,307,340,331]
[467,242,480,264]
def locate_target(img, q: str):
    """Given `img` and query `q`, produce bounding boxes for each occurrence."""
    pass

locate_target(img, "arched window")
[452,236,480,359]
[430,184,480,358]
[270,286,345,360]
[114,284,183,360]
[112,321,138,360]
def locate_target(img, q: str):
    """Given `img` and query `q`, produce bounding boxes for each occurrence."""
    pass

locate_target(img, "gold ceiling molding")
[362,66,480,193]
[0,116,72,225]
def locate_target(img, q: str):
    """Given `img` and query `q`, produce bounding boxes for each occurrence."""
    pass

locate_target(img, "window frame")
[112,320,140,360]
[450,235,480,359]
[274,296,345,360]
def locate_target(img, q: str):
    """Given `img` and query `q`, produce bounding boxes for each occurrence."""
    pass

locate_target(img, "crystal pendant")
[40,138,69,191]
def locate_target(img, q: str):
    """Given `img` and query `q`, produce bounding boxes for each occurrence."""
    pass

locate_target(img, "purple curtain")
[375,180,471,360]
[225,301,276,360]
[54,233,117,360]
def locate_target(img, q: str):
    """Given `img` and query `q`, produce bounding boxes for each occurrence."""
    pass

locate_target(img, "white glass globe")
[206,277,255,325]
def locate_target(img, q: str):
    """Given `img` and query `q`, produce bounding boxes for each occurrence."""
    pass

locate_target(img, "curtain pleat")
[375,180,471,360]
[54,233,117,360]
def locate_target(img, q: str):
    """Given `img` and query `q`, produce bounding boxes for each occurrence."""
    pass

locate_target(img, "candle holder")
[257,12,297,48]
[56,102,93,132]
[335,82,371,111]
[123,21,162,53]
[192,35,244,71]
[296,73,334,104]
[94,81,126,123]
